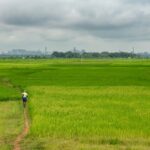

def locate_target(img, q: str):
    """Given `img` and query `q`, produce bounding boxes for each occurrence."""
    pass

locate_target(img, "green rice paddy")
[0,59,150,149]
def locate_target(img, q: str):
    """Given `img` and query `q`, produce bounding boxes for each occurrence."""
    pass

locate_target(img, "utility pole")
[73,47,76,52]
[132,47,135,58]
[45,46,47,57]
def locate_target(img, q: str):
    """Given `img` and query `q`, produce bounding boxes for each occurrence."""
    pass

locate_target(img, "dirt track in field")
[13,108,29,150]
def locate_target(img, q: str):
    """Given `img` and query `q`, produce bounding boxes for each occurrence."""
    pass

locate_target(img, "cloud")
[0,0,150,51]
[124,0,150,4]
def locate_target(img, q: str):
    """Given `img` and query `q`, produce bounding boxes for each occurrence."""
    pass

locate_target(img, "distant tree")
[45,51,139,59]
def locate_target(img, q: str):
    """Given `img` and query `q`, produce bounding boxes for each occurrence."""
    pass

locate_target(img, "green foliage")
[51,51,137,58]
[0,101,23,150]
[1,59,150,88]
[0,85,20,101]
[0,59,150,149]
[28,86,150,138]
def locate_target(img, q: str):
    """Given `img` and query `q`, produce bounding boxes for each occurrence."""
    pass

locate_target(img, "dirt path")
[13,108,29,150]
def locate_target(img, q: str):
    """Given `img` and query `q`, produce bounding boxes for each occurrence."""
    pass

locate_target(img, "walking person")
[22,90,28,108]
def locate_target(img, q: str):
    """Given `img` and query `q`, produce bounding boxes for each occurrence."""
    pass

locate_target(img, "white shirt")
[22,92,28,98]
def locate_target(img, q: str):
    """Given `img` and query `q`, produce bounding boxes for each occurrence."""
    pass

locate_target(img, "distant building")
[3,49,44,56]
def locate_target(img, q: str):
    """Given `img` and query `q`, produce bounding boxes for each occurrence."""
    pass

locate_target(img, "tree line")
[51,51,137,58]
[1,51,148,59]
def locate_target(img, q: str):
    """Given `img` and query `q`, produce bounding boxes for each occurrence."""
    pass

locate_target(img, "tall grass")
[28,86,150,139]
[0,59,150,149]
[0,101,23,150]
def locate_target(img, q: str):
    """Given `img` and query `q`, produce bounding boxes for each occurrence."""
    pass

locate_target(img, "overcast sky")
[0,0,150,52]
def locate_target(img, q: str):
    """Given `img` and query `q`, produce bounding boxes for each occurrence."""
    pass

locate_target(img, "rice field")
[0,59,150,149]
[0,101,23,150]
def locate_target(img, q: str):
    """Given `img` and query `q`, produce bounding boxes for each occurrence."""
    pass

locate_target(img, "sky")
[0,0,150,52]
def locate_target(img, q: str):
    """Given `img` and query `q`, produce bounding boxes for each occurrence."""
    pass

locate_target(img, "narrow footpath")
[13,108,29,150]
